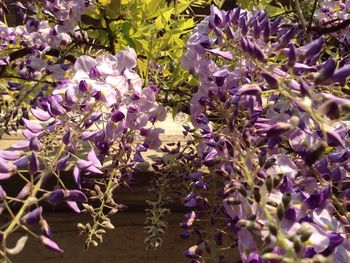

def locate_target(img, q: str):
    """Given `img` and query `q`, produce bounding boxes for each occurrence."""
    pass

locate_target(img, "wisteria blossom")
[168,5,350,262]
[0,47,165,255]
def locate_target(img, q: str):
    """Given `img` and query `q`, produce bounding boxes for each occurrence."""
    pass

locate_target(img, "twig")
[310,18,350,34]
[294,0,312,42]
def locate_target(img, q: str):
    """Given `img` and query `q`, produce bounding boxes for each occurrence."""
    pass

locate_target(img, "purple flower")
[184,245,201,258]
[66,190,87,203]
[321,232,344,256]
[22,118,43,133]
[56,155,70,170]
[40,219,51,238]
[315,58,336,84]
[332,65,350,86]
[280,26,296,47]
[326,131,345,147]
[210,5,225,27]
[29,136,41,151]
[30,108,51,121]
[180,211,196,228]
[47,189,65,205]
[247,252,262,263]
[28,151,40,173]
[111,110,125,123]
[62,129,71,145]
[0,157,17,174]
[78,80,89,92]
[261,72,279,89]
[298,36,324,59]
[49,95,66,115]
[304,186,330,209]
[21,207,42,225]
[0,150,23,161]
[287,43,296,67]
[40,236,63,253]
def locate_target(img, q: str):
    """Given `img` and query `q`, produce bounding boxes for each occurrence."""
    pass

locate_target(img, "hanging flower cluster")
[0,47,165,257]
[40,0,91,33]
[168,5,350,262]
[0,1,92,134]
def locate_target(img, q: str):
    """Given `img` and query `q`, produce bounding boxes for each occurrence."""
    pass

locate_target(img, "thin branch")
[1,75,54,84]
[307,0,319,31]
[310,18,350,34]
[294,0,312,42]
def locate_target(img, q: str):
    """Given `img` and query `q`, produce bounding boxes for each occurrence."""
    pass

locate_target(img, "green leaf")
[105,0,121,18]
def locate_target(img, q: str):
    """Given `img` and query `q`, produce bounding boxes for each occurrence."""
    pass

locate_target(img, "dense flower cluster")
[175,5,350,262]
[1,1,350,262]
[0,1,92,134]
[40,0,91,33]
[0,47,165,256]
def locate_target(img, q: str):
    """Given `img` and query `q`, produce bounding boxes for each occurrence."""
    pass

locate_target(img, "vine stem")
[208,169,218,263]
[3,101,100,241]
[3,143,65,239]
[308,0,319,31]
[294,0,312,42]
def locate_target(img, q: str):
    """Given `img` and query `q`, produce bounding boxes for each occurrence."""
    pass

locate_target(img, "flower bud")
[266,176,273,192]
[21,207,42,225]
[270,16,281,34]
[332,65,350,86]
[40,236,63,253]
[293,237,302,253]
[240,16,248,36]
[263,21,271,43]
[231,7,240,24]
[253,187,261,203]
[215,232,223,246]
[40,219,51,238]
[299,36,324,59]
[31,108,51,121]
[277,204,285,221]
[282,192,291,208]
[185,245,201,258]
[66,190,88,203]
[287,43,296,67]
[268,223,278,236]
[29,136,41,151]
[49,95,66,115]
[47,189,65,205]
[22,118,42,133]
[56,155,70,170]
[29,151,40,173]
[280,26,296,47]
[261,72,279,89]
[62,129,71,145]
[0,157,17,174]
[315,58,336,85]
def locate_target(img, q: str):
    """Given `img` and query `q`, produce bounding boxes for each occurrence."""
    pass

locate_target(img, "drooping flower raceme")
[0,1,92,134]
[0,47,165,257]
[158,5,350,262]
